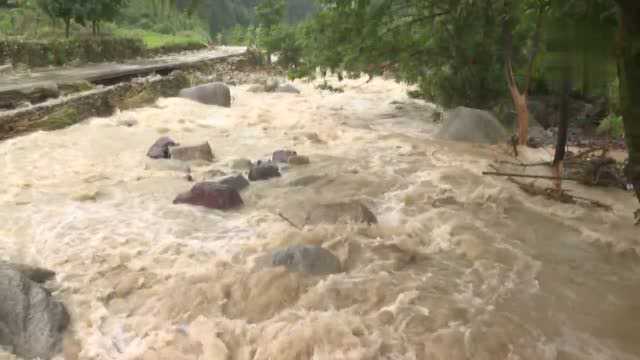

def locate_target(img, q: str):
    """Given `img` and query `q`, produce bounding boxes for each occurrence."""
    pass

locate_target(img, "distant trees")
[255,0,285,64]
[36,0,128,37]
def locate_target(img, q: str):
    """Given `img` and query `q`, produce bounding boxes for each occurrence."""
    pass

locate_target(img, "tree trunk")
[553,77,571,190]
[503,1,546,146]
[92,21,97,36]
[64,18,70,38]
[615,1,640,222]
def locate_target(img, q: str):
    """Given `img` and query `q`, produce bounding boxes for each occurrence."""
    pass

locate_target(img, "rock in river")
[271,245,341,275]
[248,162,281,181]
[173,182,243,210]
[0,262,69,360]
[169,142,214,162]
[305,200,377,225]
[178,82,231,108]
[436,106,508,144]
[218,174,250,191]
[272,150,297,163]
[147,136,178,159]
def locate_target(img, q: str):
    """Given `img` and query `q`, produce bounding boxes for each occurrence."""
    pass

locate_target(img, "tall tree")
[255,0,285,64]
[614,0,640,223]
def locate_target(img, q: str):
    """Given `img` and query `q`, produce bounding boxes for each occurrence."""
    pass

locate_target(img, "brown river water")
[0,77,639,359]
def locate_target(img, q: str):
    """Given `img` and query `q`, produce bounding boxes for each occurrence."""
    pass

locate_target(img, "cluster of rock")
[145,136,379,278]
[0,262,69,360]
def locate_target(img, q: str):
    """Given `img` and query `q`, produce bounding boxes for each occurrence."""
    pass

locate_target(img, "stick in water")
[277,211,302,230]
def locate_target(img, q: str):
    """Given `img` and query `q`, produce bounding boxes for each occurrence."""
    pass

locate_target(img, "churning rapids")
[1,77,639,360]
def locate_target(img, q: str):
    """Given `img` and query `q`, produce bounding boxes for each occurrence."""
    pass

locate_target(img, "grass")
[110,27,209,49]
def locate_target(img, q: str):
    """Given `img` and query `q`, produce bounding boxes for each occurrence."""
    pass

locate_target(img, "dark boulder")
[248,162,281,181]
[272,150,297,163]
[306,200,377,225]
[218,174,250,191]
[0,263,69,360]
[173,182,243,210]
[147,136,178,159]
[271,245,341,275]
[178,82,231,108]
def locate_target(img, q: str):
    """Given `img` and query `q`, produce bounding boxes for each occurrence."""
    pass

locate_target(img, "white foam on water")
[1,76,639,359]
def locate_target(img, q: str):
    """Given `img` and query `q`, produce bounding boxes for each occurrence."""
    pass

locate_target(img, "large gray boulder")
[178,82,231,107]
[271,245,341,275]
[305,200,377,225]
[436,107,508,144]
[0,263,69,360]
[169,142,214,162]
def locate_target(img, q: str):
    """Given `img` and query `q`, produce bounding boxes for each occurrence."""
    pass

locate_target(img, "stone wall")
[0,52,256,140]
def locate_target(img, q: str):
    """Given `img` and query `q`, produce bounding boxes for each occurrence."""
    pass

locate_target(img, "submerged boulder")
[147,136,178,159]
[288,155,310,165]
[436,107,508,144]
[169,142,214,162]
[271,245,341,275]
[173,182,243,210]
[248,162,281,181]
[305,200,377,225]
[264,78,279,92]
[230,158,253,170]
[218,174,250,191]
[178,82,231,107]
[0,263,69,360]
[247,84,266,93]
[272,150,297,163]
[275,84,301,94]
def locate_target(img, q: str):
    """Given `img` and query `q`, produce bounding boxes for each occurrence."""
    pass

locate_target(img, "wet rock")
[436,107,508,144]
[58,80,94,95]
[0,263,69,360]
[1,262,56,284]
[288,155,310,165]
[264,78,279,92]
[198,169,226,179]
[304,132,326,144]
[169,142,214,162]
[178,82,231,108]
[273,150,297,163]
[230,158,253,170]
[288,175,326,187]
[247,84,266,93]
[275,84,301,94]
[147,136,178,159]
[116,117,138,127]
[305,200,377,225]
[173,182,243,210]
[248,162,281,181]
[271,245,341,275]
[218,174,250,191]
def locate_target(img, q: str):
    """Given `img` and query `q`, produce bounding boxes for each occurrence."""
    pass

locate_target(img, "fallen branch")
[277,211,302,230]
[508,178,612,210]
[482,171,582,182]
[496,160,551,168]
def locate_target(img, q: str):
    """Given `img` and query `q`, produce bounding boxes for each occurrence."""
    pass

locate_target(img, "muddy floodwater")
[1,78,639,360]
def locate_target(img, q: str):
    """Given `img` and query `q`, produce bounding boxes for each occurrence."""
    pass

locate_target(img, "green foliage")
[597,114,625,139]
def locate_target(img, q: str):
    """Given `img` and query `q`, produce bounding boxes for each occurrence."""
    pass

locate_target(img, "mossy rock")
[120,89,159,110]
[38,106,80,131]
